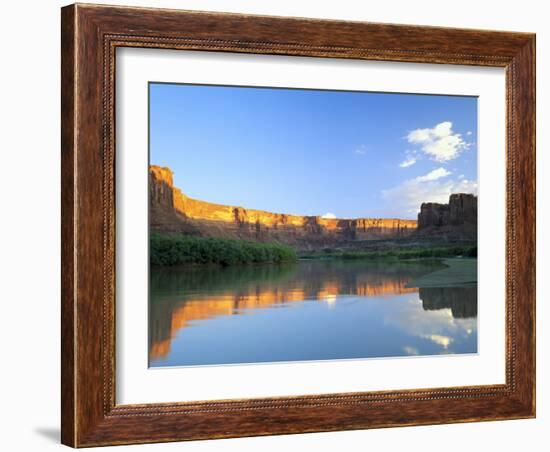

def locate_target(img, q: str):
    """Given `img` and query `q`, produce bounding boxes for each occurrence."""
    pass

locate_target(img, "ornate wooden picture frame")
[61,3,535,447]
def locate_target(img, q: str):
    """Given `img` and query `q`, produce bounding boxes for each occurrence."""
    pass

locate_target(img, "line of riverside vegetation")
[299,245,477,260]
[150,233,297,267]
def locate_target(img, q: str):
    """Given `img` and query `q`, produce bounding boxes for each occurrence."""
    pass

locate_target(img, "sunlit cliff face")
[149,165,418,240]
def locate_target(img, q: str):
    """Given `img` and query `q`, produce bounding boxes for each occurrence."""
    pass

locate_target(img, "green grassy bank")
[299,245,477,261]
[150,233,297,267]
[406,258,478,288]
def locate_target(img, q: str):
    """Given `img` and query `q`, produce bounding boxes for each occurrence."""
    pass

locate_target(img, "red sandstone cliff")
[149,165,417,248]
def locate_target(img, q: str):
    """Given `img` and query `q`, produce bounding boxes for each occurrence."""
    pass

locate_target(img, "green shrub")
[150,233,297,267]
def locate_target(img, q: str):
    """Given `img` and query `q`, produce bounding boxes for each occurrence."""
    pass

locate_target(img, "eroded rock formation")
[417,193,477,240]
[150,165,418,247]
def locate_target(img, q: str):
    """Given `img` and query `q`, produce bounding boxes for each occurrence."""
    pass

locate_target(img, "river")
[149,259,477,367]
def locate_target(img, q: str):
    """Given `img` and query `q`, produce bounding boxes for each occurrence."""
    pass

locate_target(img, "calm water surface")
[149,259,477,367]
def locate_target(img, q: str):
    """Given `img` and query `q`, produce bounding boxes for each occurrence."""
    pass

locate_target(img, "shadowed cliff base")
[149,165,477,252]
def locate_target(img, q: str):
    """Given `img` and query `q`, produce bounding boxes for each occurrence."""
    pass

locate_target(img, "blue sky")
[149,83,477,219]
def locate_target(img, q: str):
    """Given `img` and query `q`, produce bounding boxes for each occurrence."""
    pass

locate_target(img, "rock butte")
[149,165,418,248]
[417,193,478,240]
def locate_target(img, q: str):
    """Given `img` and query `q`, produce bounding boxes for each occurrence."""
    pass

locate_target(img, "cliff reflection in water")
[149,260,478,366]
[420,287,477,318]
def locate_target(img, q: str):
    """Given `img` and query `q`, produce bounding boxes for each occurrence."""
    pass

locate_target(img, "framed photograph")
[61,3,535,447]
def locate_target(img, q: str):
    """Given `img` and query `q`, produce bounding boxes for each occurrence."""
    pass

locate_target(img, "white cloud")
[384,296,477,355]
[466,131,473,136]
[454,177,478,193]
[382,169,477,218]
[399,149,419,168]
[399,156,417,168]
[422,334,453,349]
[321,212,336,219]
[414,167,451,182]
[354,145,367,155]
[403,346,419,355]
[407,121,468,162]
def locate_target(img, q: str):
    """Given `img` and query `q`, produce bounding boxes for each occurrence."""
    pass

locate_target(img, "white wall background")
[0,1,545,451]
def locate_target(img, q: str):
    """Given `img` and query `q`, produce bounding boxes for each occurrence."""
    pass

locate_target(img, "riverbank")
[298,245,477,261]
[406,258,477,288]
[150,233,297,266]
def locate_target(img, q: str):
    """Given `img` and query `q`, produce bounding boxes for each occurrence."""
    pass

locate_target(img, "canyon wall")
[417,193,477,240]
[150,165,417,248]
